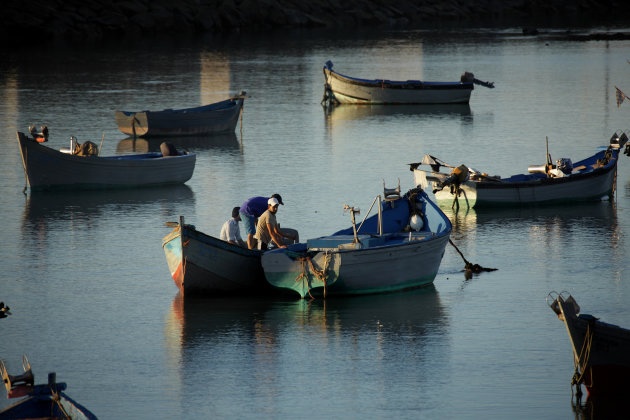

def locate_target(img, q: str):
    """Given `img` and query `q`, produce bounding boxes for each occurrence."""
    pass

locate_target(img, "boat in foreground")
[162,216,299,296]
[162,216,269,296]
[17,130,195,191]
[115,92,247,137]
[261,187,452,298]
[548,292,630,397]
[411,133,629,208]
[322,60,493,105]
[1,355,97,419]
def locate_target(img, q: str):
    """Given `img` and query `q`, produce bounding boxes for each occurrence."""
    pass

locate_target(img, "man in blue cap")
[239,193,284,249]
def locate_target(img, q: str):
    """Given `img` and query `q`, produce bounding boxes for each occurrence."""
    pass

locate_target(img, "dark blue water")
[1,28,630,418]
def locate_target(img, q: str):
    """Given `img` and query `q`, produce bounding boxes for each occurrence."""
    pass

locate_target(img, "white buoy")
[410,214,424,231]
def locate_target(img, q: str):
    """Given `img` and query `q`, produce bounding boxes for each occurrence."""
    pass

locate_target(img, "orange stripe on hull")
[172,262,184,293]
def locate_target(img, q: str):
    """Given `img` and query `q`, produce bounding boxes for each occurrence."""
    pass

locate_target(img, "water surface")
[1,28,630,419]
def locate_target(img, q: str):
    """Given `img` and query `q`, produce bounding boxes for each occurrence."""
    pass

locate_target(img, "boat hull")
[115,97,244,137]
[324,67,473,105]
[162,220,272,296]
[413,149,621,207]
[263,233,449,298]
[262,190,452,298]
[555,296,630,396]
[0,392,97,419]
[17,132,196,191]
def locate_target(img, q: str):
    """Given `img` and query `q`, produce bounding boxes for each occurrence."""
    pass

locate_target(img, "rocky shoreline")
[3,0,630,45]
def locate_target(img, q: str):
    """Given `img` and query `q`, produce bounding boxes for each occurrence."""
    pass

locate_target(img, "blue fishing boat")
[261,186,452,298]
[115,93,247,137]
[0,355,97,419]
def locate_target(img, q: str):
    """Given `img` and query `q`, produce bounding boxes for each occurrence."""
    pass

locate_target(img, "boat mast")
[344,205,361,243]
[377,195,382,236]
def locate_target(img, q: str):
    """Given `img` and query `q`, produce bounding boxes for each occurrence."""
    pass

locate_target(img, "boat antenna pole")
[344,205,361,243]
[98,132,105,156]
[545,136,552,174]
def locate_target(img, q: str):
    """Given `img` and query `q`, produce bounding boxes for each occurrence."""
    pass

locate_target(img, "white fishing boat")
[261,186,452,298]
[548,292,630,397]
[322,61,493,105]
[17,129,195,191]
[411,133,629,208]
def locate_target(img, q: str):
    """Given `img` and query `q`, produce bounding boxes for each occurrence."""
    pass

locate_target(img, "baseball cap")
[268,197,280,207]
[271,193,284,205]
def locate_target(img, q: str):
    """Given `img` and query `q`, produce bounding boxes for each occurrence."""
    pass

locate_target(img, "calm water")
[1,27,630,419]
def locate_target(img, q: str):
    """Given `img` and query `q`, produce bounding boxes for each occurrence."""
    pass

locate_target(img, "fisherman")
[254,197,297,250]
[239,193,284,249]
[219,207,246,247]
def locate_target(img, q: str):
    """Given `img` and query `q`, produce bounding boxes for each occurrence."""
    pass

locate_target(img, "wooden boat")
[115,93,247,137]
[411,133,629,208]
[0,355,97,419]
[17,131,196,191]
[162,216,298,296]
[548,292,630,397]
[322,61,493,105]
[261,187,452,298]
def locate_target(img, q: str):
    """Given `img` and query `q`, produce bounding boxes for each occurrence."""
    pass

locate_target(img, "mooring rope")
[51,388,71,419]
[293,253,330,298]
[449,239,497,275]
[571,321,594,396]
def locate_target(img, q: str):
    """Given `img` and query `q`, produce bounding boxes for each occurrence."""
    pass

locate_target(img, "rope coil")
[294,252,330,298]
[571,320,594,400]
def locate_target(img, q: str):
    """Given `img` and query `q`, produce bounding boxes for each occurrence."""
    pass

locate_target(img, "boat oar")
[98,132,105,156]
[449,239,497,277]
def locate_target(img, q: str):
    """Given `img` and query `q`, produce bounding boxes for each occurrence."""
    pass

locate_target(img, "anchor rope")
[51,388,71,419]
[294,253,330,298]
[571,321,594,392]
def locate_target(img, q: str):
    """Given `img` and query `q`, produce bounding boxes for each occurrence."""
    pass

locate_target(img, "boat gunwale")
[18,131,196,165]
[473,155,618,190]
[175,223,264,259]
[116,97,242,117]
[325,67,473,91]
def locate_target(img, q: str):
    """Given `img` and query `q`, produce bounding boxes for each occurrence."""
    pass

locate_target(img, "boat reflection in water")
[165,288,448,415]
[572,395,628,420]
[116,133,240,154]
[22,185,195,251]
[442,201,618,240]
[324,102,471,128]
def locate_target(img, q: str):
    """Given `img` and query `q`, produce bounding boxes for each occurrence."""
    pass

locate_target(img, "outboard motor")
[556,158,573,175]
[160,142,178,157]
[433,164,469,193]
[28,124,49,143]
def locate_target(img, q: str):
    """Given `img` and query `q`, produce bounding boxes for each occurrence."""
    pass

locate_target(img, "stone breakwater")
[3,0,630,44]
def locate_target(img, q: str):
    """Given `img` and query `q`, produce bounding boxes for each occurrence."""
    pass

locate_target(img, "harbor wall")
[3,0,630,45]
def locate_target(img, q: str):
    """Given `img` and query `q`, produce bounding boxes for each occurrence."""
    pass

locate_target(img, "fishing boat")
[548,292,630,397]
[0,355,97,419]
[261,186,452,298]
[162,216,298,296]
[322,61,493,105]
[17,130,195,191]
[410,133,629,208]
[115,92,247,137]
